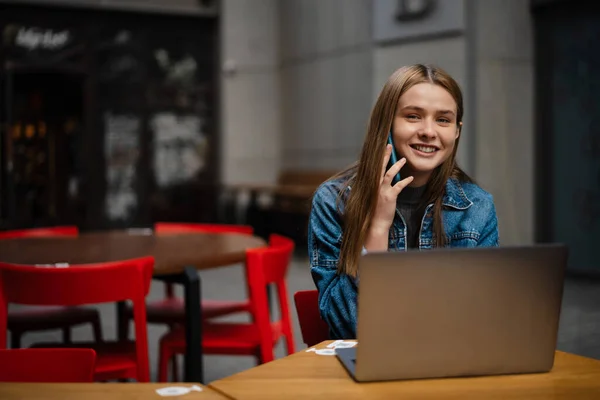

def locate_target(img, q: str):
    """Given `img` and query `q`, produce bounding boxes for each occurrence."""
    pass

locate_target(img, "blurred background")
[0,0,598,381]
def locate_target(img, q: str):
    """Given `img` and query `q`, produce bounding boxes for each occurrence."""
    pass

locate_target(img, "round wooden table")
[0,229,267,384]
[0,230,267,275]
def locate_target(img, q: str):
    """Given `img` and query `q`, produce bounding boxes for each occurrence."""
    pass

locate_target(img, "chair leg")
[92,315,104,343]
[254,350,263,365]
[254,345,275,365]
[62,327,71,344]
[10,332,22,349]
[259,344,275,364]
[158,344,172,382]
[166,324,179,381]
[117,301,129,341]
[171,355,179,382]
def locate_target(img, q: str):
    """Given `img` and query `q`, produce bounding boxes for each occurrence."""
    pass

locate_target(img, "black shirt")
[396,185,427,249]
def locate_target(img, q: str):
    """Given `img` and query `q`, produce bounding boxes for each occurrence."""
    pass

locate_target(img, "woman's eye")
[406,115,419,120]
[437,118,450,124]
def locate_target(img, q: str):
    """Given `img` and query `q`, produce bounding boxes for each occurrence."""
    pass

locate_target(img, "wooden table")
[0,383,227,399]
[0,230,267,384]
[208,340,600,399]
[0,230,265,276]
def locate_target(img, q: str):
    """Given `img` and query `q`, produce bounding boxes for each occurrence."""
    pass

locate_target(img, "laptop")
[336,244,567,382]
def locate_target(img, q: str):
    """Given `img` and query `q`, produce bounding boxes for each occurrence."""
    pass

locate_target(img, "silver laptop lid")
[355,244,567,382]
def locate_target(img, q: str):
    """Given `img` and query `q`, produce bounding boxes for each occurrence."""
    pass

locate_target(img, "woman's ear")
[456,121,463,139]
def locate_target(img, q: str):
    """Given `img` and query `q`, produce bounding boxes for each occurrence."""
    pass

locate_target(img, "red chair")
[294,290,330,347]
[142,222,255,323]
[157,234,297,382]
[0,226,102,348]
[0,348,96,382]
[0,257,154,382]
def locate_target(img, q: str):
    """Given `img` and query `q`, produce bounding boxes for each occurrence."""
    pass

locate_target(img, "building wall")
[279,0,373,171]
[219,0,281,185]
[471,0,534,245]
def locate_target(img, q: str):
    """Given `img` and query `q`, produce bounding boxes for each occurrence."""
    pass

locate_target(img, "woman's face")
[392,82,460,187]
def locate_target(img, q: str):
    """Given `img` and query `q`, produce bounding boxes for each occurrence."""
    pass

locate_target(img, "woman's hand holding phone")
[364,144,414,252]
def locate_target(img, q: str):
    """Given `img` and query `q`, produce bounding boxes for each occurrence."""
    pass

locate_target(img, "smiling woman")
[393,83,461,187]
[307,64,500,339]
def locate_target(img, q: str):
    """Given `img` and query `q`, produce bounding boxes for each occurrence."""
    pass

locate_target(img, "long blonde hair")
[333,64,473,277]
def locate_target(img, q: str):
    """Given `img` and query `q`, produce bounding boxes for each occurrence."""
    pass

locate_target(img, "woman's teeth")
[413,145,437,153]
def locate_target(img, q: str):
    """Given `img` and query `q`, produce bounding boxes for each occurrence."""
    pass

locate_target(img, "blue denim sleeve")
[308,183,358,339]
[477,196,500,247]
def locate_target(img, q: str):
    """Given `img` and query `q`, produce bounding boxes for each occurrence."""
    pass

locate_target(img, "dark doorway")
[2,67,85,228]
[533,0,600,276]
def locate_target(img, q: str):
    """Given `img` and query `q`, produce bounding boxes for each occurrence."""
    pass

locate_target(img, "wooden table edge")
[207,340,600,398]
[0,382,229,399]
[204,385,237,400]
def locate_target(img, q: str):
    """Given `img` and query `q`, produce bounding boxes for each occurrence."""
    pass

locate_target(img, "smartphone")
[387,132,402,185]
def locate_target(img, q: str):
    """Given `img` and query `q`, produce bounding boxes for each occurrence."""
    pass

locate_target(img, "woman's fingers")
[383,157,406,186]
[393,175,415,192]
[380,144,392,183]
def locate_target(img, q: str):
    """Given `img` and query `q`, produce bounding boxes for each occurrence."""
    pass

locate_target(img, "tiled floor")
[8,256,600,383]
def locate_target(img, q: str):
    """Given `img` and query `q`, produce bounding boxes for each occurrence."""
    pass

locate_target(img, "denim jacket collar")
[442,178,473,210]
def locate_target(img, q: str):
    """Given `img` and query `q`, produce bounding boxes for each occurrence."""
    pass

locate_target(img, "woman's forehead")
[397,83,457,111]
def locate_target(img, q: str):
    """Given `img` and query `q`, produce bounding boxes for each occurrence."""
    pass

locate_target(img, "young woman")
[308,64,499,339]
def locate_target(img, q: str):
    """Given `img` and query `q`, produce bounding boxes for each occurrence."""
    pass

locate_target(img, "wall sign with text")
[1,22,83,65]
[3,24,73,51]
[373,0,465,43]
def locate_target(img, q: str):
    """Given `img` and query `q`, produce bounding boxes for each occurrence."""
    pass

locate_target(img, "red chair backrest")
[0,257,154,382]
[0,257,154,306]
[0,226,78,240]
[252,234,294,284]
[154,222,253,235]
[0,348,96,382]
[294,290,330,347]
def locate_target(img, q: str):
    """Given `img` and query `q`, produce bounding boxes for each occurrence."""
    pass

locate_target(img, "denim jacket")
[308,176,499,339]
